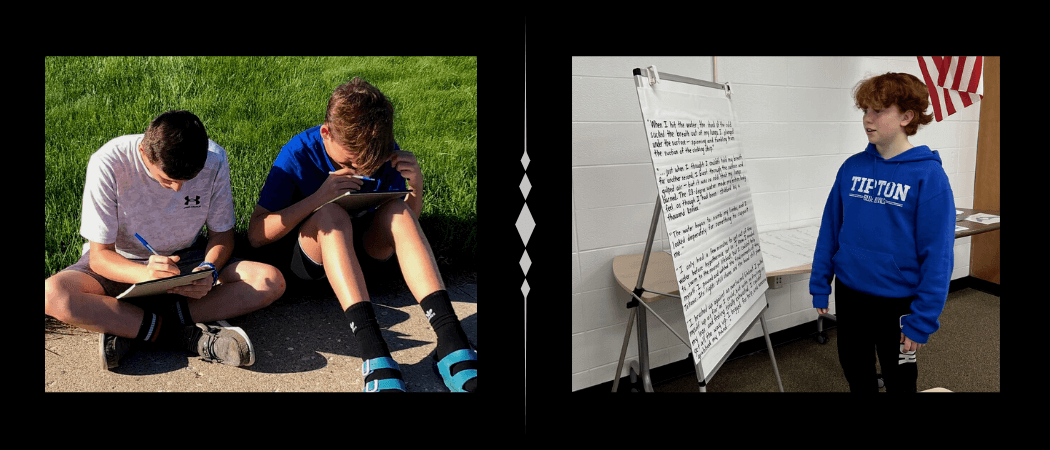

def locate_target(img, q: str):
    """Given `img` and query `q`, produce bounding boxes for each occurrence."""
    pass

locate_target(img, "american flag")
[917,56,984,122]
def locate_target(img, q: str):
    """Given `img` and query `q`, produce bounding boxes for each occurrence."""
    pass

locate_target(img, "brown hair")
[141,110,209,180]
[853,72,934,136]
[324,77,395,177]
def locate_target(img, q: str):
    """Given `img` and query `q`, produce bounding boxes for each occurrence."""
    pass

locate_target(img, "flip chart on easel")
[634,68,768,380]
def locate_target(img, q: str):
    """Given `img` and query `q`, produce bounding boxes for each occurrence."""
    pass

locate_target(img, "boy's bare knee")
[377,198,411,218]
[242,262,286,307]
[307,203,353,234]
[44,276,72,322]
[260,264,286,303]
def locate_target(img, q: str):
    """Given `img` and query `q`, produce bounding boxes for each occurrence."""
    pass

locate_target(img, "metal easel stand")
[612,195,686,393]
[611,195,784,392]
[734,305,785,393]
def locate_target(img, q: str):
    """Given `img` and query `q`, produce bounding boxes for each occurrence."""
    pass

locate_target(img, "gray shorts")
[61,238,241,298]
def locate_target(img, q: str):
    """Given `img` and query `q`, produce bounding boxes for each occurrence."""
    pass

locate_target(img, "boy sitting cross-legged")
[45,110,287,370]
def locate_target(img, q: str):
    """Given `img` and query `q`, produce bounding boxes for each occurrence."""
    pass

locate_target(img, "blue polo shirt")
[257,125,406,215]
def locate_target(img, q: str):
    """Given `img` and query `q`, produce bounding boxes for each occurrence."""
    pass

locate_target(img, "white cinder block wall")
[571,57,979,391]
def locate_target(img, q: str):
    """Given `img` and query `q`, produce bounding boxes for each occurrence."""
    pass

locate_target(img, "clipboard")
[312,189,410,215]
[115,268,215,299]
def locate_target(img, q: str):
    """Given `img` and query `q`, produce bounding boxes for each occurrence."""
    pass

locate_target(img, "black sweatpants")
[834,278,918,393]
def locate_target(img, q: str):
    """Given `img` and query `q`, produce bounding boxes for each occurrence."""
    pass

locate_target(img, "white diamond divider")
[515,203,534,247]
[519,249,531,276]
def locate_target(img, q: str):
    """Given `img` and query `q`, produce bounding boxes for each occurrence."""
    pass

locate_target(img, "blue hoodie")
[810,143,955,344]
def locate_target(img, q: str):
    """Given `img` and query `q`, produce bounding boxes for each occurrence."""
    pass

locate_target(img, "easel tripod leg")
[635,305,654,392]
[611,309,636,392]
[760,311,785,392]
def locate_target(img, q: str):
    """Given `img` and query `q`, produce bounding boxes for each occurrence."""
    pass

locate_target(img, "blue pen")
[134,233,160,256]
[136,232,211,283]
[329,172,381,190]
[329,171,375,182]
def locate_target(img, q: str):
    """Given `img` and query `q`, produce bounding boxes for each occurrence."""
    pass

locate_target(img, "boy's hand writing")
[314,167,364,205]
[147,254,181,280]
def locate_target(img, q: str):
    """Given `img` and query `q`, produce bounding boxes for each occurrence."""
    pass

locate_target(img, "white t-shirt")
[79,134,235,261]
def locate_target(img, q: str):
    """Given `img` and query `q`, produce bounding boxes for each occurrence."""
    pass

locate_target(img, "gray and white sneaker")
[189,322,255,367]
[99,332,137,370]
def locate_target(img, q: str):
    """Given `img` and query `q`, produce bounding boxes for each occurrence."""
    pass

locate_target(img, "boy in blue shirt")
[810,73,955,392]
[248,77,476,392]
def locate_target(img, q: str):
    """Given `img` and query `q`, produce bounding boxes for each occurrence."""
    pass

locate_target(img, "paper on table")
[964,213,999,225]
[758,226,820,275]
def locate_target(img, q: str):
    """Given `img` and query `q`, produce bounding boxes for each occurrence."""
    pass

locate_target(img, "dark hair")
[141,110,209,180]
[853,73,934,136]
[324,77,395,177]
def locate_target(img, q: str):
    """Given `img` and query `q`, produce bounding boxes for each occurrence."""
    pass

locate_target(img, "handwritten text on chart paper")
[643,114,766,365]
[647,119,736,157]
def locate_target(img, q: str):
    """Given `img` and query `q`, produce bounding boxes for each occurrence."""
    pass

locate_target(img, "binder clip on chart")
[646,65,660,86]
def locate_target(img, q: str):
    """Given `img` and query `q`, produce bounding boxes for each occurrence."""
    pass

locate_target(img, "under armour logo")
[185,195,200,206]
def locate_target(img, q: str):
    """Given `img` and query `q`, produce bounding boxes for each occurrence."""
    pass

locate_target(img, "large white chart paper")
[635,73,768,378]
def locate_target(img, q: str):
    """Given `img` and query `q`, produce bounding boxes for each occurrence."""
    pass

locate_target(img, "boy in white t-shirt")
[44,110,286,370]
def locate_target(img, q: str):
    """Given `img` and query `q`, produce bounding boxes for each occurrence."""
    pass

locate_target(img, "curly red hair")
[853,72,934,136]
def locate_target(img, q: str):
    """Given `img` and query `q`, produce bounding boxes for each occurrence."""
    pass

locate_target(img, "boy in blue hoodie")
[810,72,955,392]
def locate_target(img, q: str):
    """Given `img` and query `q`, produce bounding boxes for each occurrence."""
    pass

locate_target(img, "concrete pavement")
[44,274,476,392]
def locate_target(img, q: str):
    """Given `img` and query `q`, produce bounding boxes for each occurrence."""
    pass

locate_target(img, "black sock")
[155,295,194,326]
[134,296,194,349]
[135,311,162,343]
[344,301,402,391]
[172,297,194,325]
[419,290,476,392]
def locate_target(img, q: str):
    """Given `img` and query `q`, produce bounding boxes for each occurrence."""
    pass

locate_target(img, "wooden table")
[954,208,1000,238]
[612,251,678,303]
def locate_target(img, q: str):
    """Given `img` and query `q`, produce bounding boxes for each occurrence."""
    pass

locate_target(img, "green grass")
[45,56,476,279]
